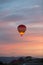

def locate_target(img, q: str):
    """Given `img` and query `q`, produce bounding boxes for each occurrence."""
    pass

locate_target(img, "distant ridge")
[0,57,19,63]
[0,56,43,63]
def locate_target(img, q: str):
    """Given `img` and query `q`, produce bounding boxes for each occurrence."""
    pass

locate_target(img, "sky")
[0,0,43,58]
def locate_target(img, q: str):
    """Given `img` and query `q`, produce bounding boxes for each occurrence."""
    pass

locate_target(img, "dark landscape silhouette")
[0,56,43,65]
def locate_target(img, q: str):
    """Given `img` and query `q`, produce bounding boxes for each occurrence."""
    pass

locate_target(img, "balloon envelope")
[17,24,26,36]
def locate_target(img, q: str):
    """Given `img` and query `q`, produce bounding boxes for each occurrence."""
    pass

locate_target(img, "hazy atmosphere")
[0,0,43,58]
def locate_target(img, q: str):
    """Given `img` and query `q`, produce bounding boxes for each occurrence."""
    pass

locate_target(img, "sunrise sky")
[0,0,43,58]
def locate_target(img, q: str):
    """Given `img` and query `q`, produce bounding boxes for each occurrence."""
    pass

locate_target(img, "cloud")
[0,11,25,22]
[27,23,43,28]
[0,0,43,57]
[0,0,14,4]
[2,14,25,22]
[0,41,43,57]
[0,7,42,23]
[0,21,43,44]
[0,26,43,44]
[29,5,40,9]
[0,0,42,24]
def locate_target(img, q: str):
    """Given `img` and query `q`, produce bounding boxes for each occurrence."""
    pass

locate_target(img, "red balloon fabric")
[17,24,26,36]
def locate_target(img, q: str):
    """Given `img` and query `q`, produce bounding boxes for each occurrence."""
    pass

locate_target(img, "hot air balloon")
[17,24,26,36]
